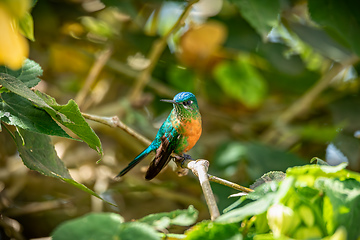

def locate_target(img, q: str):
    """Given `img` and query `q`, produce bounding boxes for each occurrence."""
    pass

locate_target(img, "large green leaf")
[52,213,124,240]
[308,0,360,57]
[224,181,280,213]
[36,91,103,155]
[218,177,294,223]
[217,192,276,223]
[213,58,267,108]
[0,73,71,123]
[0,72,102,154]
[231,0,280,40]
[287,163,360,183]
[15,128,109,203]
[185,220,242,240]
[138,205,198,229]
[119,222,160,240]
[0,92,71,138]
[0,59,42,88]
[315,178,360,239]
[52,213,160,240]
[250,171,286,189]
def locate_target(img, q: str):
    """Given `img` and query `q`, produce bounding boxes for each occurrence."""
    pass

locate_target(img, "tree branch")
[184,159,220,220]
[207,174,253,193]
[81,112,151,146]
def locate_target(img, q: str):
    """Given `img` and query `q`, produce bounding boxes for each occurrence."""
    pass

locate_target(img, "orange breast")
[181,118,202,152]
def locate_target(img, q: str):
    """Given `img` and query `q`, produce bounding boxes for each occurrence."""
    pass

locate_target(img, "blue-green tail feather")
[116,146,154,178]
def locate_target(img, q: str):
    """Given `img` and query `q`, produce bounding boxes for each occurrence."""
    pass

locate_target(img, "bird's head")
[161,92,199,118]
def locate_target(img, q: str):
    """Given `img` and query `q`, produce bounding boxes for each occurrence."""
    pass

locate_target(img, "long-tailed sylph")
[117,92,202,180]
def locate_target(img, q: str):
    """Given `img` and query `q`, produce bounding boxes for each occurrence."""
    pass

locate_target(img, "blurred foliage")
[1,0,360,239]
[216,163,360,240]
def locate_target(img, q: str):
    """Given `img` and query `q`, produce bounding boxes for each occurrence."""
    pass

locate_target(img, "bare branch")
[208,174,253,193]
[82,112,151,146]
[184,159,220,220]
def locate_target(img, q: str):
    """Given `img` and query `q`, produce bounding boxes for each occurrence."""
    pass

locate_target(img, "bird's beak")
[160,99,176,104]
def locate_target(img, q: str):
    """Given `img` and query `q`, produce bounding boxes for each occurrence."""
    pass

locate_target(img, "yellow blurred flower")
[0,3,29,70]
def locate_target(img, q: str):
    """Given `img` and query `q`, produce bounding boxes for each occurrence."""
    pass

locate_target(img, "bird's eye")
[183,100,192,106]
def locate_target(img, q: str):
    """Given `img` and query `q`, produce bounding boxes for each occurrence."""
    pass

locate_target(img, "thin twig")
[75,46,113,109]
[185,159,220,220]
[81,112,151,145]
[129,0,199,102]
[207,174,253,193]
[262,55,359,144]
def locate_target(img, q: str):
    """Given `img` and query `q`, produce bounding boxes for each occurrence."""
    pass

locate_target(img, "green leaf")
[310,157,329,166]
[250,171,286,189]
[19,12,35,41]
[231,0,280,40]
[119,222,160,240]
[0,73,70,123]
[15,128,110,204]
[213,58,267,108]
[0,92,71,138]
[52,213,160,240]
[287,163,360,183]
[185,221,242,240]
[315,178,360,239]
[15,128,71,178]
[308,0,360,57]
[223,181,279,213]
[36,91,103,155]
[217,192,276,223]
[52,213,124,240]
[0,59,42,87]
[220,177,293,222]
[0,73,102,154]
[138,205,198,229]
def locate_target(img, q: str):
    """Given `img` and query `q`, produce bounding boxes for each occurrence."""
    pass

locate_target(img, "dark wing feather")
[145,134,180,180]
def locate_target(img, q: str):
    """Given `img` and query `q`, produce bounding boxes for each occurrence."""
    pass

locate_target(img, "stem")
[129,0,199,102]
[186,159,220,220]
[207,174,253,193]
[81,113,151,146]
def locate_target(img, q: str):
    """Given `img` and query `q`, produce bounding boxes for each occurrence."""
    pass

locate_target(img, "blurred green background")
[1,0,360,238]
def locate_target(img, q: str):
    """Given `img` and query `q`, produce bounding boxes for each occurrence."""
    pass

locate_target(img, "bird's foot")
[173,153,193,161]
[182,154,193,160]
[173,154,192,177]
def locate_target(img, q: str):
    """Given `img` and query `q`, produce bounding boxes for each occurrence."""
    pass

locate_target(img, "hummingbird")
[117,92,202,180]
